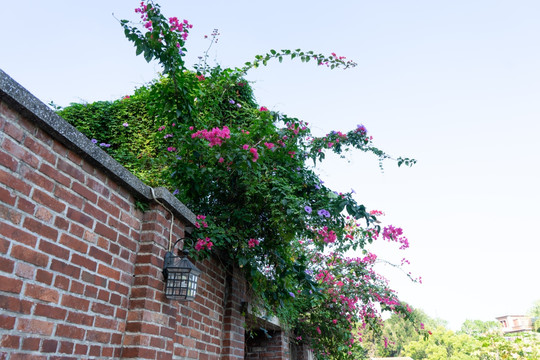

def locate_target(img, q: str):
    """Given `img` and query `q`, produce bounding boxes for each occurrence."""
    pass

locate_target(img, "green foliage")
[404,327,480,360]
[58,87,166,186]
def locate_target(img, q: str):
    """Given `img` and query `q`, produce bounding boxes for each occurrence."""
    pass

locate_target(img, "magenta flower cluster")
[168,17,192,41]
[191,126,231,147]
[248,238,260,248]
[381,225,409,250]
[195,237,213,251]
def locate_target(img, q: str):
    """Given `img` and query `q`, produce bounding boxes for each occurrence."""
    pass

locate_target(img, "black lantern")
[162,240,201,301]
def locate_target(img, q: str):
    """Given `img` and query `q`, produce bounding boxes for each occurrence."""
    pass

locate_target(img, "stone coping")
[0,68,195,227]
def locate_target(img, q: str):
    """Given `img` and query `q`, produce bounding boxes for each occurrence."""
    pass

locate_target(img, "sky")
[2,0,539,330]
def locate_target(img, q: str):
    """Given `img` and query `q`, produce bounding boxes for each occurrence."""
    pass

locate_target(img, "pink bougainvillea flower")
[259,106,268,111]
[249,147,259,162]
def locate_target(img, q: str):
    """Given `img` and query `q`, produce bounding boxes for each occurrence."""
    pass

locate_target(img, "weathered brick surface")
[0,70,291,359]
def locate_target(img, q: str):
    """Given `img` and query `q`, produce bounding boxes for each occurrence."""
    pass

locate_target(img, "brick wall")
[0,70,262,359]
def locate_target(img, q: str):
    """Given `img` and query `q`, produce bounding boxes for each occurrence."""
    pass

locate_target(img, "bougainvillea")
[61,2,423,359]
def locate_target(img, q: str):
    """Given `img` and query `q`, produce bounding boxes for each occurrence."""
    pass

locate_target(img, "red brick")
[0,150,18,171]
[56,324,85,339]
[54,216,69,231]
[31,189,66,213]
[16,196,36,215]
[59,341,74,354]
[3,121,24,141]
[108,217,130,237]
[0,314,16,330]
[86,329,111,343]
[2,137,39,168]
[89,345,101,357]
[69,280,84,295]
[54,275,70,291]
[66,207,94,228]
[36,269,53,285]
[35,206,54,223]
[69,223,84,237]
[66,311,94,326]
[112,193,131,212]
[15,261,35,279]
[81,271,108,288]
[17,318,54,335]
[86,178,110,198]
[84,284,99,299]
[51,259,80,278]
[21,164,55,192]
[0,203,22,224]
[0,169,32,195]
[54,187,83,209]
[25,283,60,303]
[83,202,108,223]
[10,244,48,267]
[34,303,67,320]
[97,289,110,302]
[34,128,53,145]
[23,217,58,241]
[24,136,56,164]
[71,253,97,272]
[0,256,14,272]
[21,337,41,351]
[91,301,115,316]
[57,158,84,183]
[1,334,20,348]
[71,181,97,203]
[42,339,58,353]
[89,246,112,264]
[61,294,90,311]
[119,237,138,256]
[0,274,22,294]
[94,316,118,330]
[59,233,88,254]
[42,162,71,187]
[74,343,88,355]
[66,150,83,165]
[0,186,16,205]
[0,294,32,314]
[38,239,69,260]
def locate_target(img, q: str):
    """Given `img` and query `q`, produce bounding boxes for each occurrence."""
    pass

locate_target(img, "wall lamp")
[162,239,201,301]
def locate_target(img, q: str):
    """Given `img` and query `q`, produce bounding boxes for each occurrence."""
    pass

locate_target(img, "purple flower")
[288,292,295,298]
[229,99,235,104]
[356,124,367,134]
[91,139,98,144]
[123,123,129,127]
[304,206,312,214]
[172,189,179,195]
[317,209,330,218]
[99,143,111,148]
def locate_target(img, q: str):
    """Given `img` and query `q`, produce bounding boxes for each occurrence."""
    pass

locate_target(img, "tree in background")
[404,326,480,360]
[528,300,540,332]
[459,319,501,337]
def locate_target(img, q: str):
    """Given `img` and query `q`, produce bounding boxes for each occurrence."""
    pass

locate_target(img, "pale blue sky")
[2,0,539,330]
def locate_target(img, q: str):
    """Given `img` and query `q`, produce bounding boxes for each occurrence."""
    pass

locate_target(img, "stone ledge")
[0,68,195,227]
